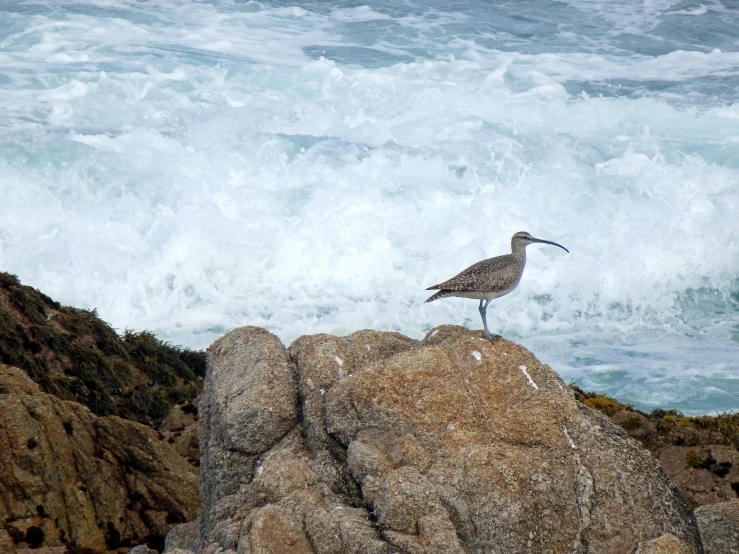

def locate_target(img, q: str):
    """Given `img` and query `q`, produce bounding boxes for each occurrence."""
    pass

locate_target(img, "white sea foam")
[0,0,737,414]
[670,4,709,16]
[331,6,391,23]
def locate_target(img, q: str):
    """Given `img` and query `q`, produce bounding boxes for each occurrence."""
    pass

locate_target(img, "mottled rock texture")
[129,546,159,554]
[196,325,703,554]
[164,521,197,552]
[634,533,695,554]
[0,364,199,553]
[161,399,200,467]
[695,500,739,554]
[289,329,420,501]
[198,326,300,551]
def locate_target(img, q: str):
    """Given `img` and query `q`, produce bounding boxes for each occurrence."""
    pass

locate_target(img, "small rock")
[128,545,159,554]
[695,499,739,554]
[634,533,694,554]
[164,521,197,553]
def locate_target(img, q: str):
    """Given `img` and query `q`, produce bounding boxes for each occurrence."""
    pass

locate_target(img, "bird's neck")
[511,243,527,261]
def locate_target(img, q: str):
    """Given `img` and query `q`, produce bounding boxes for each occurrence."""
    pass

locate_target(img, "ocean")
[1,0,737,414]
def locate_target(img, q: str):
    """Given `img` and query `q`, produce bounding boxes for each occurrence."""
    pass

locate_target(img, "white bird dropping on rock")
[562,426,576,449]
[519,365,538,389]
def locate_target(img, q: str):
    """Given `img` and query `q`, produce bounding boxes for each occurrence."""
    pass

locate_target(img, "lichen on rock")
[695,499,739,554]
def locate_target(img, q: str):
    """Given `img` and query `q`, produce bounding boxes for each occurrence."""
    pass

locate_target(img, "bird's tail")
[425,289,455,303]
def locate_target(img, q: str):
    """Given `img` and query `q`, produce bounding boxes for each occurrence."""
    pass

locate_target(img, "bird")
[425,231,569,342]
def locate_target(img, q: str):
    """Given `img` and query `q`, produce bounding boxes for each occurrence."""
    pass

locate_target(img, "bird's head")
[512,231,569,253]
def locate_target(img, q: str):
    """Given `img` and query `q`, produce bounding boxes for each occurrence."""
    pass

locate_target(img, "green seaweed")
[125,387,172,425]
[11,286,49,325]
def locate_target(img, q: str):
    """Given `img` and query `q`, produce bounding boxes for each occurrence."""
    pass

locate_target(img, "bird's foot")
[482,331,502,343]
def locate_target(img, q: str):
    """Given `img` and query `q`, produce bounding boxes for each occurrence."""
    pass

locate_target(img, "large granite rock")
[196,327,418,554]
[288,330,420,500]
[0,364,199,552]
[194,325,703,554]
[198,326,300,550]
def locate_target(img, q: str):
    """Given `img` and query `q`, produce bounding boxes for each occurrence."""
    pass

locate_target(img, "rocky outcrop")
[0,364,199,552]
[288,329,420,502]
[695,500,739,554]
[197,326,301,550]
[193,325,703,554]
[161,399,200,467]
[658,445,739,507]
[575,388,739,508]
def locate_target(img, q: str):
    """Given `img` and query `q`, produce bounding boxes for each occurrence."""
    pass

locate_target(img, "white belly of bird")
[452,285,517,301]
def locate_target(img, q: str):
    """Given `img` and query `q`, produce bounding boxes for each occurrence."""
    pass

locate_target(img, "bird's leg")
[479,299,501,342]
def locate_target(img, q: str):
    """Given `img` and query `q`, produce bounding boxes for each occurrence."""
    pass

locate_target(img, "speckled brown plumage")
[426,231,568,341]
[425,253,524,302]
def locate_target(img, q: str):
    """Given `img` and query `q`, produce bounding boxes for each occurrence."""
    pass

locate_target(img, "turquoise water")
[0,0,738,414]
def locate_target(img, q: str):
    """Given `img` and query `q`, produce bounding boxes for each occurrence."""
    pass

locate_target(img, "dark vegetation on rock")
[573,387,739,508]
[0,272,205,426]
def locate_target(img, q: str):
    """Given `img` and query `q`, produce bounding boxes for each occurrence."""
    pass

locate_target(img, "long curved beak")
[532,237,569,253]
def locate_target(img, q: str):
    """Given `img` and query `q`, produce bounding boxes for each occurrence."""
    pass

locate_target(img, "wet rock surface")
[196,325,703,554]
[0,364,199,553]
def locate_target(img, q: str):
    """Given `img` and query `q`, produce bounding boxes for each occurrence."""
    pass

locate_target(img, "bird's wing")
[430,255,519,291]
